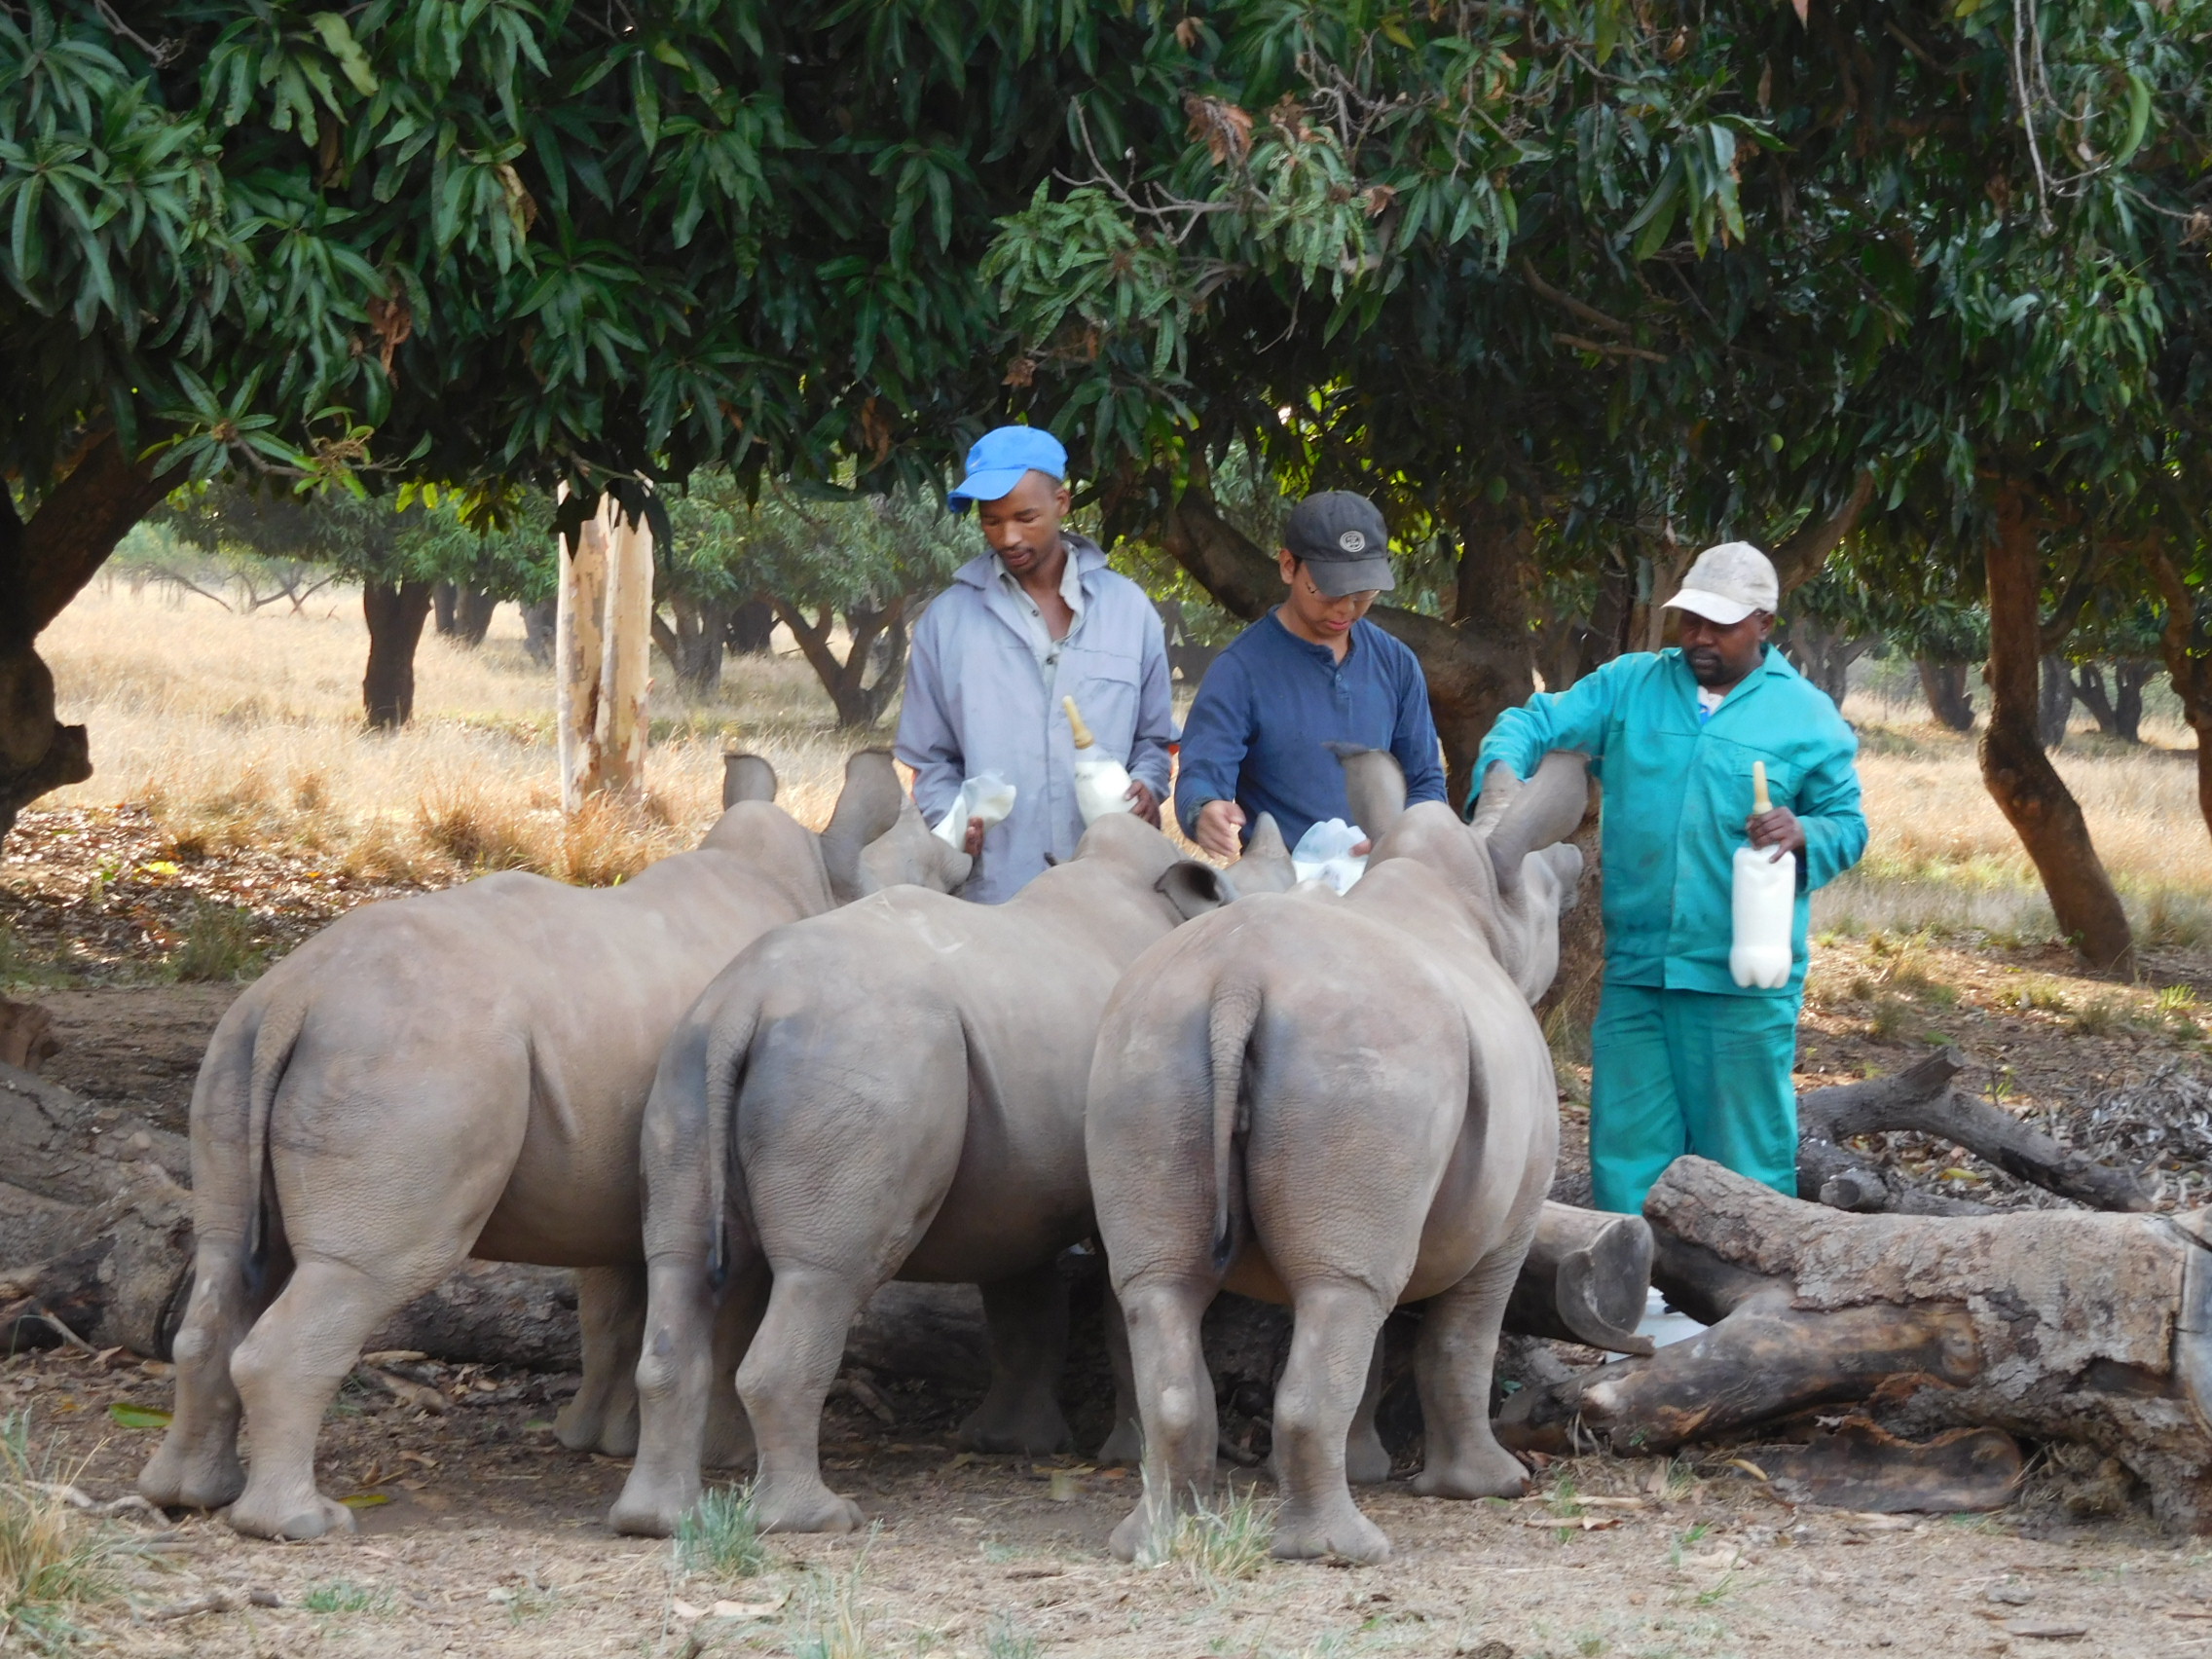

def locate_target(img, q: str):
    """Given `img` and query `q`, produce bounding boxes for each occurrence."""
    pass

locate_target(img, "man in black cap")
[1174,491,1447,859]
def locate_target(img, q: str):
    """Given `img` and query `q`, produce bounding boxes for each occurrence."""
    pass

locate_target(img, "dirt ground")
[7,933,2212,1656]
[11,1336,2212,1659]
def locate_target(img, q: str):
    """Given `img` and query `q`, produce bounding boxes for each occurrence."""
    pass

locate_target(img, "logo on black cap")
[1338,531,1367,553]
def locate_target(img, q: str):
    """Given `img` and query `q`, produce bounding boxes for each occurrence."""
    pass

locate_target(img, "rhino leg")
[1345,1328,1392,1486]
[225,1251,458,1540]
[139,1232,287,1512]
[957,1262,1073,1456]
[704,1268,766,1470]
[736,1264,871,1533]
[1107,1275,1220,1564]
[1268,1278,1393,1565]
[557,1265,647,1457]
[1410,1241,1533,1501]
[610,1256,766,1537]
[1095,1289,1141,1465]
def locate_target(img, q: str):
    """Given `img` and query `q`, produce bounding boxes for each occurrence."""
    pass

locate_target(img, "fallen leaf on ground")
[339,1492,390,1509]
[106,1402,170,1429]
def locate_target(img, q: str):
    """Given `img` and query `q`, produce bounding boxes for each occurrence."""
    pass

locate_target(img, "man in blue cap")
[896,425,1173,903]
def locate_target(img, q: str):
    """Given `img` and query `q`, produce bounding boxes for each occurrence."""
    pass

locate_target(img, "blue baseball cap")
[948,425,1066,510]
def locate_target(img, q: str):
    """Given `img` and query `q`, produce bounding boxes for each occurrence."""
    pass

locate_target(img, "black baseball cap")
[1282,492,1395,597]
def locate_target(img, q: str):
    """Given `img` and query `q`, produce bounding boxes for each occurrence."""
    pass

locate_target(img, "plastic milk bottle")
[1729,760,1795,989]
[1063,695,1136,825]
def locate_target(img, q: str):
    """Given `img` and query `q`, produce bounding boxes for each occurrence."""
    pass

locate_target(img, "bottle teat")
[1063,695,1096,751]
[1752,759,1772,815]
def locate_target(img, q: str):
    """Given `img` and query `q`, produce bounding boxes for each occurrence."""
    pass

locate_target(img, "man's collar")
[1267,608,1358,663]
[954,530,1107,591]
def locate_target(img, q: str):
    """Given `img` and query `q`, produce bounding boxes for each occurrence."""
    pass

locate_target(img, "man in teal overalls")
[1474,542,1867,1214]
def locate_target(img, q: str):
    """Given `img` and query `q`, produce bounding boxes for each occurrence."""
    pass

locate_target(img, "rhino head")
[1338,746,1589,1003]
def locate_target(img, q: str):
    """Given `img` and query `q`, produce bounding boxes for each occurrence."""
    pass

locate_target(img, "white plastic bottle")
[1063,695,1136,825]
[1730,760,1796,990]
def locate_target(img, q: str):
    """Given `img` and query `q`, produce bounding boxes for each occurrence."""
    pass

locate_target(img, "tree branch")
[1519,259,1636,336]
[1769,470,1876,595]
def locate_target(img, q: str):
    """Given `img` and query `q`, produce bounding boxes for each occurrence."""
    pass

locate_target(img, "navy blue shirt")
[1173,611,1448,851]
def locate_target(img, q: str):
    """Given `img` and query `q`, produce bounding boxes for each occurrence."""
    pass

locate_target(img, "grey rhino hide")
[137,747,947,1542]
[611,810,1269,1538]
[1085,746,1590,1567]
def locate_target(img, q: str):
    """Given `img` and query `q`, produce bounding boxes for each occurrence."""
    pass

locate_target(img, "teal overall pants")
[1589,982,1801,1215]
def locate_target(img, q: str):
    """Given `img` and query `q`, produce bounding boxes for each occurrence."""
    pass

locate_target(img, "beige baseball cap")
[1664,541,1779,626]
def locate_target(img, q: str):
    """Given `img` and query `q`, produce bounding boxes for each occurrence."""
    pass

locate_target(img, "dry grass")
[0,1415,121,1652]
[1818,699,2211,950]
[28,588,2212,959]
[37,583,860,886]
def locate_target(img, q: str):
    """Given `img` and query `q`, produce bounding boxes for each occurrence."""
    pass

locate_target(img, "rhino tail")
[701,1003,762,1292]
[238,994,310,1298]
[1205,979,1261,1274]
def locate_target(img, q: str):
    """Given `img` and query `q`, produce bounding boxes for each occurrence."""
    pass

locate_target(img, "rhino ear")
[1467,760,1520,834]
[1543,843,1586,911]
[1230,813,1297,894]
[1157,861,1235,920]
[1327,743,1406,842]
[722,752,778,807]
[1485,752,1591,897]
[821,750,906,903]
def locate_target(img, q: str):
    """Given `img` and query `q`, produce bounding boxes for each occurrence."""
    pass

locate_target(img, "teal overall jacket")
[1474,646,1866,998]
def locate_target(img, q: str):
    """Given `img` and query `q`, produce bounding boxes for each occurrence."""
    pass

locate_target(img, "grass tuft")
[983,1610,1041,1659]
[0,1414,122,1652]
[790,1548,876,1659]
[675,1484,767,1581]
[1140,1483,1275,1585]
[165,897,266,981]
[301,1577,392,1614]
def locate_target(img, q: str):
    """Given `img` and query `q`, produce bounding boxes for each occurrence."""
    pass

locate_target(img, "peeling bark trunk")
[360,580,434,729]
[1979,484,2133,970]
[1499,1158,2212,1532]
[1917,659,1975,731]
[555,492,654,808]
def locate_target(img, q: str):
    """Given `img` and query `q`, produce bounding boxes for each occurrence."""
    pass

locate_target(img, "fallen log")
[1796,1048,2151,1215]
[1498,1158,2212,1530]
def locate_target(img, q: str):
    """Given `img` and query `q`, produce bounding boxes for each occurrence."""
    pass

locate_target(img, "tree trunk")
[1917,658,1975,731]
[1780,613,1870,707]
[652,596,733,696]
[1978,484,2133,970]
[555,491,655,808]
[1498,1157,2212,1532]
[2147,542,2212,849]
[727,599,777,657]
[2113,660,2152,744]
[1503,1202,1655,1354]
[772,597,910,728]
[360,579,434,729]
[455,587,498,647]
[2039,652,2074,749]
[0,430,186,844]
[432,580,460,636]
[522,597,558,668]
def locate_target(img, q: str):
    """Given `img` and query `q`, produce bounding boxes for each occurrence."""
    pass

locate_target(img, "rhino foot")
[754,1482,865,1535]
[1346,1424,1392,1487]
[1412,1441,1530,1500]
[1094,1418,1142,1467]
[138,1436,246,1512]
[955,1401,1073,1456]
[608,1472,698,1539]
[226,1490,356,1542]
[1271,1501,1391,1566]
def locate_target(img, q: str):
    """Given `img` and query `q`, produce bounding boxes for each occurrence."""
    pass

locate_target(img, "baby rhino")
[1088,750,1587,1565]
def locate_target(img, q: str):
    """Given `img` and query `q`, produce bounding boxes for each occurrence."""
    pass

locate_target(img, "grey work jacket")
[894,535,1173,903]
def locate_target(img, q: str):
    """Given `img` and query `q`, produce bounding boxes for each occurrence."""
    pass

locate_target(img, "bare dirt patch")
[10,1339,2211,1659]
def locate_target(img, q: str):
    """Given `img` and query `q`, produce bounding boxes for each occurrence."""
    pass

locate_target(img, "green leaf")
[108,1402,172,1429]
[308,14,379,97]
[339,1492,391,1509]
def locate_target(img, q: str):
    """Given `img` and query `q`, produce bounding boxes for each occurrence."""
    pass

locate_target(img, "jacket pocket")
[1061,645,1143,758]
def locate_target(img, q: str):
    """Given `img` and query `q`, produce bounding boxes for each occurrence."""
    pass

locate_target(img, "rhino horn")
[1484,752,1591,897]
[722,752,778,807]
[1229,812,1297,895]
[1327,743,1406,844]
[821,749,907,903]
